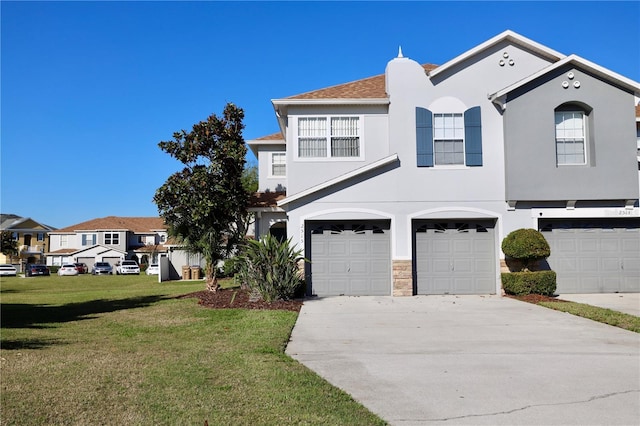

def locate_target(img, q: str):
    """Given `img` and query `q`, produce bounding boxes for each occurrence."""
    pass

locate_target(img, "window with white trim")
[81,233,96,246]
[555,111,586,165]
[271,153,286,176]
[434,113,464,165]
[297,116,360,158]
[104,232,119,245]
[60,235,68,248]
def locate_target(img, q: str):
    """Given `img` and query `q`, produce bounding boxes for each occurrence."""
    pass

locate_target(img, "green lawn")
[0,274,385,425]
[538,300,640,333]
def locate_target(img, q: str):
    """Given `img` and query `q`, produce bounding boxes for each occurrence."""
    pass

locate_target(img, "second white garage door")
[415,220,497,295]
[308,221,391,296]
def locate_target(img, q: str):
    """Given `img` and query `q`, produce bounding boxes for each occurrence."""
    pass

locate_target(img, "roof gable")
[490,54,640,107]
[429,30,565,79]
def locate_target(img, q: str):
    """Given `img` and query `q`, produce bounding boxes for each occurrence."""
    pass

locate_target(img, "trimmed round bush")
[501,271,557,296]
[501,228,550,271]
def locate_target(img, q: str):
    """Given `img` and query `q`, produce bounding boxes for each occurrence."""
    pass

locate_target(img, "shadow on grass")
[1,295,170,330]
[1,338,65,350]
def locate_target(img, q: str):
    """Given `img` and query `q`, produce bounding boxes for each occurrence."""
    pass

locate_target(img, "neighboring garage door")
[415,220,497,295]
[77,257,94,271]
[540,219,640,293]
[308,221,391,296]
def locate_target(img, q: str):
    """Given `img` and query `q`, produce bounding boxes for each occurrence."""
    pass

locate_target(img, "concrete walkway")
[286,295,640,425]
[557,293,640,317]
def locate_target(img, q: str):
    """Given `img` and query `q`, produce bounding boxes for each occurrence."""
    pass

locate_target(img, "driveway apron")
[286,295,640,425]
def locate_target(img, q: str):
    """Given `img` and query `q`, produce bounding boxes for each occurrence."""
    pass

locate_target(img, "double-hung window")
[298,116,360,159]
[82,233,96,246]
[416,106,483,167]
[555,111,586,165]
[433,113,465,165]
[271,153,286,176]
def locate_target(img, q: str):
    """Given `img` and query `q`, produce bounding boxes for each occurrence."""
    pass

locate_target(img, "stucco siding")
[504,65,639,201]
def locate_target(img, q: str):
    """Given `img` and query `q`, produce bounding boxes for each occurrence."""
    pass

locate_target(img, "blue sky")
[2,1,639,229]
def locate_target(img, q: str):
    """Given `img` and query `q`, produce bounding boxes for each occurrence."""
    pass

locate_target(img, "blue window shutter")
[92,234,96,245]
[82,234,87,245]
[416,107,433,167]
[464,106,482,166]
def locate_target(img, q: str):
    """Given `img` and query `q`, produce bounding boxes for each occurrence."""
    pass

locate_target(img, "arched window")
[554,103,592,166]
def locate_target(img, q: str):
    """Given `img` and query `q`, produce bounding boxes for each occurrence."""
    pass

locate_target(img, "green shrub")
[501,228,550,271]
[501,271,557,296]
[235,234,306,302]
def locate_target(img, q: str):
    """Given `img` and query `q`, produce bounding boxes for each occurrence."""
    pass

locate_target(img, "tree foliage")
[1,231,18,257]
[153,103,249,291]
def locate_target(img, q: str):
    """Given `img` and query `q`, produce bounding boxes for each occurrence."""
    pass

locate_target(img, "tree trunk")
[205,262,219,292]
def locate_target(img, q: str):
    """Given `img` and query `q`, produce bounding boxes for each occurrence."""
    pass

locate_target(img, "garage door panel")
[309,221,391,296]
[541,219,640,293]
[415,220,496,295]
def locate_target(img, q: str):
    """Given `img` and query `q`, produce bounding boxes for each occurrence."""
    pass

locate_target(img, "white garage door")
[415,220,496,295]
[540,219,640,293]
[308,221,391,296]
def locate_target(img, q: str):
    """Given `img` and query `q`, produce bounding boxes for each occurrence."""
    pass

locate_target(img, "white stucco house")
[46,216,169,270]
[248,30,640,297]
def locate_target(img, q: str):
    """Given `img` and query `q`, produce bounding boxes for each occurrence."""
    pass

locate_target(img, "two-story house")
[0,214,56,269]
[248,30,640,297]
[46,216,169,271]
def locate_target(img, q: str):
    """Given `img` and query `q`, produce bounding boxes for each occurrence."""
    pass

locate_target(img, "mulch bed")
[178,288,565,312]
[177,288,303,312]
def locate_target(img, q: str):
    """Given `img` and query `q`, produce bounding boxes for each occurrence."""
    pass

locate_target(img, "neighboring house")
[46,216,169,271]
[247,30,640,297]
[0,214,56,270]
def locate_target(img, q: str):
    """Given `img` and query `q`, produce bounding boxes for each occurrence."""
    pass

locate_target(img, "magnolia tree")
[153,103,249,291]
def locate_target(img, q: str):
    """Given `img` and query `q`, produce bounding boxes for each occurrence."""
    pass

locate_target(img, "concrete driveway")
[286,295,640,425]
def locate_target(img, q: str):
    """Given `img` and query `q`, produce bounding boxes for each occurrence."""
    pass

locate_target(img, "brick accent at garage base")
[393,260,413,296]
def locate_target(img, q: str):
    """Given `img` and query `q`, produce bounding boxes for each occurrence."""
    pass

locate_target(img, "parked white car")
[0,264,17,276]
[146,264,159,275]
[116,260,140,275]
[58,264,79,276]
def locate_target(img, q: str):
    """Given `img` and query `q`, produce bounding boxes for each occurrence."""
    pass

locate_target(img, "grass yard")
[538,300,640,333]
[0,274,385,425]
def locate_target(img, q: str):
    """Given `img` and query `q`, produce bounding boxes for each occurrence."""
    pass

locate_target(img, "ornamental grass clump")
[236,234,305,302]
[501,228,556,296]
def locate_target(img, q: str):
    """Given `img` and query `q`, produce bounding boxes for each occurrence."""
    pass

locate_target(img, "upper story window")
[160,234,166,243]
[297,116,361,159]
[555,111,586,165]
[416,107,482,167]
[60,235,68,248]
[12,232,18,240]
[434,113,464,165]
[37,232,45,241]
[271,153,286,176]
[81,233,96,246]
[104,232,119,245]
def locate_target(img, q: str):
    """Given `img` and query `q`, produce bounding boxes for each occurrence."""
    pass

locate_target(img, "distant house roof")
[248,192,286,210]
[0,214,57,231]
[53,216,166,233]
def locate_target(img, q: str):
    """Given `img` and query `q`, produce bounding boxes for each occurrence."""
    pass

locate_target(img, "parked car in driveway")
[116,260,140,275]
[146,263,159,275]
[0,264,17,276]
[25,264,50,277]
[92,262,113,275]
[58,264,79,276]
[74,262,88,274]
